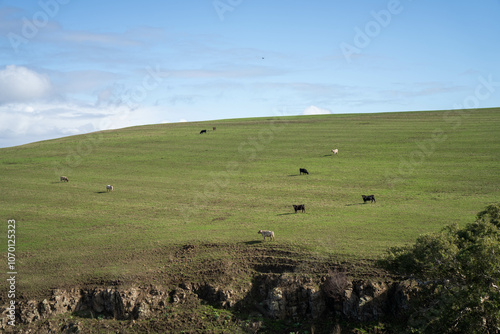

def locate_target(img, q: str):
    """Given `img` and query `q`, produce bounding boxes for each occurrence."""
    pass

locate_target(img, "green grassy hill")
[1,108,499,297]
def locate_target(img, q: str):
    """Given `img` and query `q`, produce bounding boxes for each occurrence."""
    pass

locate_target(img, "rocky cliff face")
[0,274,414,331]
[237,274,413,322]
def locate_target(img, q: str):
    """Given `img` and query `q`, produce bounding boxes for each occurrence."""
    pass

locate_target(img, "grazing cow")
[362,195,376,203]
[258,230,275,241]
[106,185,114,192]
[299,168,309,175]
[293,204,305,213]
[213,127,216,131]
[60,176,69,182]
[200,129,207,134]
[331,149,338,155]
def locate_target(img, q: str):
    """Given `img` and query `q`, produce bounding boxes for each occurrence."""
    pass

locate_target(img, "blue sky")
[0,0,499,147]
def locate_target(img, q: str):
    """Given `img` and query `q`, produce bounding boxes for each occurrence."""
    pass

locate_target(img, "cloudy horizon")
[1,1,499,148]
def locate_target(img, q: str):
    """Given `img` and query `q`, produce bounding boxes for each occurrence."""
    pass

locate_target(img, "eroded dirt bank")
[1,243,412,333]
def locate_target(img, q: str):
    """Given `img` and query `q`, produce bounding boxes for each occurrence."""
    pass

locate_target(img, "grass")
[0,108,499,297]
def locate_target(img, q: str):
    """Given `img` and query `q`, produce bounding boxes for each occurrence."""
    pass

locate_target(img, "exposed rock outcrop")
[0,276,414,331]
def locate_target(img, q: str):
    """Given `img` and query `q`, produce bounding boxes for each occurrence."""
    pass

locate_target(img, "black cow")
[293,204,305,213]
[200,129,207,134]
[299,168,309,175]
[362,195,376,203]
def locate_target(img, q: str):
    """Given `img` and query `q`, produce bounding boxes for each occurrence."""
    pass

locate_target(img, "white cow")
[258,230,275,241]
[106,185,114,192]
[331,149,338,155]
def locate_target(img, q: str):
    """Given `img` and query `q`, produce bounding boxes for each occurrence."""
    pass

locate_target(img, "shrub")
[383,204,500,333]
[322,269,350,302]
[476,203,500,228]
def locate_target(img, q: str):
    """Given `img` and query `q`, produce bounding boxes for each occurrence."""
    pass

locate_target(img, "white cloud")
[0,65,53,104]
[53,70,123,96]
[0,101,169,148]
[168,65,286,79]
[24,106,35,113]
[303,105,332,115]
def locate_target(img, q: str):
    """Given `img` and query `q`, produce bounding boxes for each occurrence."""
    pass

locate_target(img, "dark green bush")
[384,204,500,333]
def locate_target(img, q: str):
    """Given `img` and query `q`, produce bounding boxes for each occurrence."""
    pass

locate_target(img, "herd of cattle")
[59,136,376,243]
[262,147,376,241]
[59,176,114,193]
[200,127,216,134]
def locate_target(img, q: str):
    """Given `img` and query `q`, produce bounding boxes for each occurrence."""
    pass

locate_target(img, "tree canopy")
[384,203,500,333]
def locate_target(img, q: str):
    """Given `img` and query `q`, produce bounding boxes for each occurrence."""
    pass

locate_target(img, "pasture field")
[0,108,499,298]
